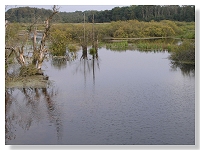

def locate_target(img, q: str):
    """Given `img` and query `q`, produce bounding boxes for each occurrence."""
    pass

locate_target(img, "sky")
[4,0,198,12]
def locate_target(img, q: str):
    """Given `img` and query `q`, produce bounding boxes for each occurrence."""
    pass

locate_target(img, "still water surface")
[5,47,195,145]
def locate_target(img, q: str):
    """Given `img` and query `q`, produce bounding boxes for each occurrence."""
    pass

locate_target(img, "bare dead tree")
[34,5,59,69]
[5,46,25,66]
[5,5,59,77]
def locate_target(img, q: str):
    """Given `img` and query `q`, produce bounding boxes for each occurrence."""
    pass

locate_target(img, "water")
[5,47,195,145]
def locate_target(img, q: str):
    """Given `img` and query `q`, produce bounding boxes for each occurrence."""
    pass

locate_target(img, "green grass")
[105,41,128,50]
[133,40,178,51]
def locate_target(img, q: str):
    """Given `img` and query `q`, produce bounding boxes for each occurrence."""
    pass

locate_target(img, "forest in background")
[5,5,195,23]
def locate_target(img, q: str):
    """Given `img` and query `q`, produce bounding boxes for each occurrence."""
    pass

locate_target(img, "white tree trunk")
[33,29,37,50]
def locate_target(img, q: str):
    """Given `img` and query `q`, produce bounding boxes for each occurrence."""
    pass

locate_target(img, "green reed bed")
[134,42,178,51]
[105,41,128,50]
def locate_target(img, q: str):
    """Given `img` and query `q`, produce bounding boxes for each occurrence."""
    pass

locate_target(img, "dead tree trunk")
[5,20,8,33]
[5,5,59,78]
[18,46,25,65]
[5,46,25,66]
[33,5,59,69]
[31,28,38,65]
[33,28,37,51]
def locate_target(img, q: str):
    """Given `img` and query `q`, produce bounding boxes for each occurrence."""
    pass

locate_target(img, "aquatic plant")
[49,28,71,56]
[106,41,128,50]
[67,44,79,52]
[169,40,195,64]
[89,48,97,55]
[134,40,177,51]
[19,64,39,76]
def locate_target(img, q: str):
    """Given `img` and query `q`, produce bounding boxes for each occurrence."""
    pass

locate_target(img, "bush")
[170,40,195,63]
[49,28,71,56]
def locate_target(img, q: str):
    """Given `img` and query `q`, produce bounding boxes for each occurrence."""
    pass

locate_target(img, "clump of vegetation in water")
[135,42,163,50]
[106,41,128,50]
[6,64,41,83]
[49,28,72,56]
[89,48,97,55]
[169,40,195,64]
[134,41,177,51]
[67,44,79,52]
[19,64,39,76]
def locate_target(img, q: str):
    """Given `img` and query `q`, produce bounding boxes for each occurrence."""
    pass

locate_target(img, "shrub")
[170,40,195,63]
[49,28,72,56]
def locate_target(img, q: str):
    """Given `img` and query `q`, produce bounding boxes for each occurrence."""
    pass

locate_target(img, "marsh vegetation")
[5,18,195,86]
[5,5,195,145]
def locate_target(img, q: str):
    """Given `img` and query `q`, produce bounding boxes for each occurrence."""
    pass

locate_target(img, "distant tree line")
[90,5,195,22]
[5,7,55,23]
[6,5,195,23]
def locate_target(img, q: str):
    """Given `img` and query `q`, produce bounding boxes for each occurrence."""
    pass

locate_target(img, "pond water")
[5,47,195,145]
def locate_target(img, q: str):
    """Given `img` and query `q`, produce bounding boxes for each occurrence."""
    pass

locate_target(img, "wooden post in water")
[81,13,87,60]
[81,13,87,50]
[92,14,95,49]
[84,13,86,45]
[92,14,98,51]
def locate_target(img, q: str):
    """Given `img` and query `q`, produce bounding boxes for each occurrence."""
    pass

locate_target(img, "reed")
[105,41,128,50]
[134,41,178,51]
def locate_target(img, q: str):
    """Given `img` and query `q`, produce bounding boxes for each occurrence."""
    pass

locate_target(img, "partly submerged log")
[103,37,181,40]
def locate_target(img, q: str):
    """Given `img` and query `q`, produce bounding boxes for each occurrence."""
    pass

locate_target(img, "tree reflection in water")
[51,56,68,70]
[51,49,78,70]
[5,87,62,144]
[75,45,100,85]
[170,61,195,77]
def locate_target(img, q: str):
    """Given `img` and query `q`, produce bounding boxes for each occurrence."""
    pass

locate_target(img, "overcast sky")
[4,0,132,12]
[5,0,198,12]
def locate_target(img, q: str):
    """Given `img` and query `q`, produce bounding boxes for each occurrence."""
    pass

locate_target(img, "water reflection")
[170,61,195,77]
[75,45,100,85]
[51,49,78,70]
[5,89,16,141]
[5,87,62,144]
[5,46,195,145]
[51,56,68,70]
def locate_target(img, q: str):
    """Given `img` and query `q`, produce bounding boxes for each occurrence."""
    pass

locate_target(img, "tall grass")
[135,42,178,51]
[132,39,179,51]
[105,41,128,50]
